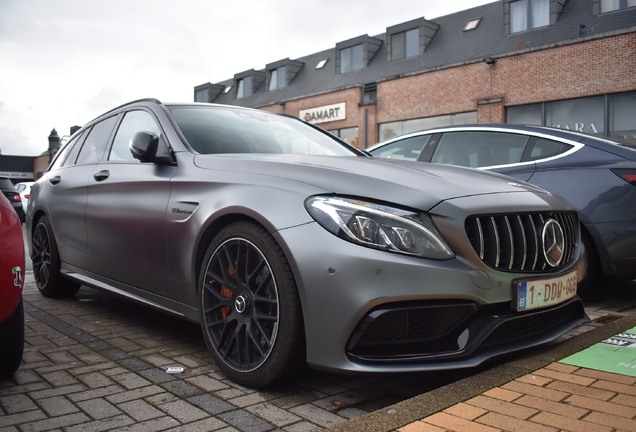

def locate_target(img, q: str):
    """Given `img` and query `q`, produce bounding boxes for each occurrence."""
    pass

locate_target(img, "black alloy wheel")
[199,221,304,388]
[32,216,80,297]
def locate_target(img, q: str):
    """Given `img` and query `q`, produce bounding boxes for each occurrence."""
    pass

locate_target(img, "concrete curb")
[329,313,636,431]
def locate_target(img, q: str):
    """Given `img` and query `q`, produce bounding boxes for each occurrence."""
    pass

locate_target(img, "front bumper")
[347,297,584,364]
[275,220,587,374]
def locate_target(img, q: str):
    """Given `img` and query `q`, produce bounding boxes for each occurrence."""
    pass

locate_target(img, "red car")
[0,193,24,374]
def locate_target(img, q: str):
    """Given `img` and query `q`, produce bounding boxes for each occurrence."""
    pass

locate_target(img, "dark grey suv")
[369,125,636,289]
[27,100,588,388]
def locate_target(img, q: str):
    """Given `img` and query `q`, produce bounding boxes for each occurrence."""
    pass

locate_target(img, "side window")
[62,131,88,167]
[50,131,84,170]
[370,135,431,160]
[110,111,162,161]
[75,116,118,165]
[526,138,572,160]
[431,132,529,168]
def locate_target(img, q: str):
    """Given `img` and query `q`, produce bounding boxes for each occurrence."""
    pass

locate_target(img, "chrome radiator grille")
[465,212,578,272]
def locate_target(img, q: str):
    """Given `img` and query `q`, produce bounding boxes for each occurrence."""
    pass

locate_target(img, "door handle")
[49,176,61,185]
[93,170,110,181]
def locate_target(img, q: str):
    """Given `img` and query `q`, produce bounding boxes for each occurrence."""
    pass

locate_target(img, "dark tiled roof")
[206,0,636,108]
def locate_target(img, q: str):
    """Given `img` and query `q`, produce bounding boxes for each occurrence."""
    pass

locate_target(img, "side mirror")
[129,131,174,164]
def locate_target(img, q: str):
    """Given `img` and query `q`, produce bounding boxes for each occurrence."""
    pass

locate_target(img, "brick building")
[194,0,636,148]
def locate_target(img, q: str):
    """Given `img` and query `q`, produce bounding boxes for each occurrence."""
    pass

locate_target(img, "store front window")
[506,91,636,144]
[610,91,636,144]
[601,0,636,12]
[330,127,360,148]
[378,111,477,141]
[546,96,605,136]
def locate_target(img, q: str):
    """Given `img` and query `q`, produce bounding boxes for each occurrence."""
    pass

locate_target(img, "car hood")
[193,154,547,211]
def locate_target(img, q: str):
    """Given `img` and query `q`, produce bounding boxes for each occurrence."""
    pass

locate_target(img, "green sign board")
[560,326,636,377]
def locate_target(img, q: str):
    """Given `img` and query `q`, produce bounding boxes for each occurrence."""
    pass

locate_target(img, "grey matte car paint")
[27,101,589,378]
[277,191,586,373]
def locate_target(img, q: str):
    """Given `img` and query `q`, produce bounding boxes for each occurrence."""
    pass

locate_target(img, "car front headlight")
[305,196,454,259]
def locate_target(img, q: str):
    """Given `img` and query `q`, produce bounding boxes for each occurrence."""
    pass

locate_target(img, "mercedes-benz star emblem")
[235,295,247,314]
[542,219,565,267]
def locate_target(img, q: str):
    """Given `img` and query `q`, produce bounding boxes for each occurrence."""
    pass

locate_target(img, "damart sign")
[299,103,346,125]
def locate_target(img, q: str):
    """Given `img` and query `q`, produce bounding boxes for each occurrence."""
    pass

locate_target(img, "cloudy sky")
[0,0,494,156]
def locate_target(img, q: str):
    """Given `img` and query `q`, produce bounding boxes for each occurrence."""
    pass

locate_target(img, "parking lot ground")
[2,273,635,432]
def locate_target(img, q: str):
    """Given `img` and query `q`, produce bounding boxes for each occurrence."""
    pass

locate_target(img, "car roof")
[378,124,595,143]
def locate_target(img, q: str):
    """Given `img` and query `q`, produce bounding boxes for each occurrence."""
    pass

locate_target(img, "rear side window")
[527,138,572,160]
[49,131,84,170]
[109,111,162,161]
[431,131,529,168]
[371,135,431,160]
[62,131,88,167]
[75,116,118,165]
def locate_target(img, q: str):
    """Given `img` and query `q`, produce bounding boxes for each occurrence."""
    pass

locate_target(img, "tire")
[199,221,304,388]
[32,216,80,298]
[577,229,601,297]
[0,297,24,375]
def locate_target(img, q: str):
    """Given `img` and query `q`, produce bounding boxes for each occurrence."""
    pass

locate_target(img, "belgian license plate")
[516,271,577,312]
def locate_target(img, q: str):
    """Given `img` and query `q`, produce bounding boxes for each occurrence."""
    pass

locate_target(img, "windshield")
[169,106,360,157]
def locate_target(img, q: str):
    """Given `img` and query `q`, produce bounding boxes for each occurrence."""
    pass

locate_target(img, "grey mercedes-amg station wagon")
[27,99,588,388]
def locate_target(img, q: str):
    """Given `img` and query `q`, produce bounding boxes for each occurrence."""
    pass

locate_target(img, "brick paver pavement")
[2,272,635,432]
[399,363,636,432]
[0,272,491,431]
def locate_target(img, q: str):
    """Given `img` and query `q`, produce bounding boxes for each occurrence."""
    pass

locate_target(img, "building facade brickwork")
[260,31,635,147]
[198,0,636,149]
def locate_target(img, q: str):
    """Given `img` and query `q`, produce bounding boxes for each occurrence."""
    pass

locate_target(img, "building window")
[506,103,542,125]
[330,127,360,148]
[545,96,605,135]
[237,76,252,99]
[464,18,481,31]
[193,83,225,103]
[268,66,286,91]
[378,112,477,141]
[601,0,636,12]
[195,89,208,102]
[507,92,636,145]
[510,0,550,33]
[339,44,363,73]
[363,83,377,104]
[507,97,604,135]
[610,91,636,144]
[391,28,419,61]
